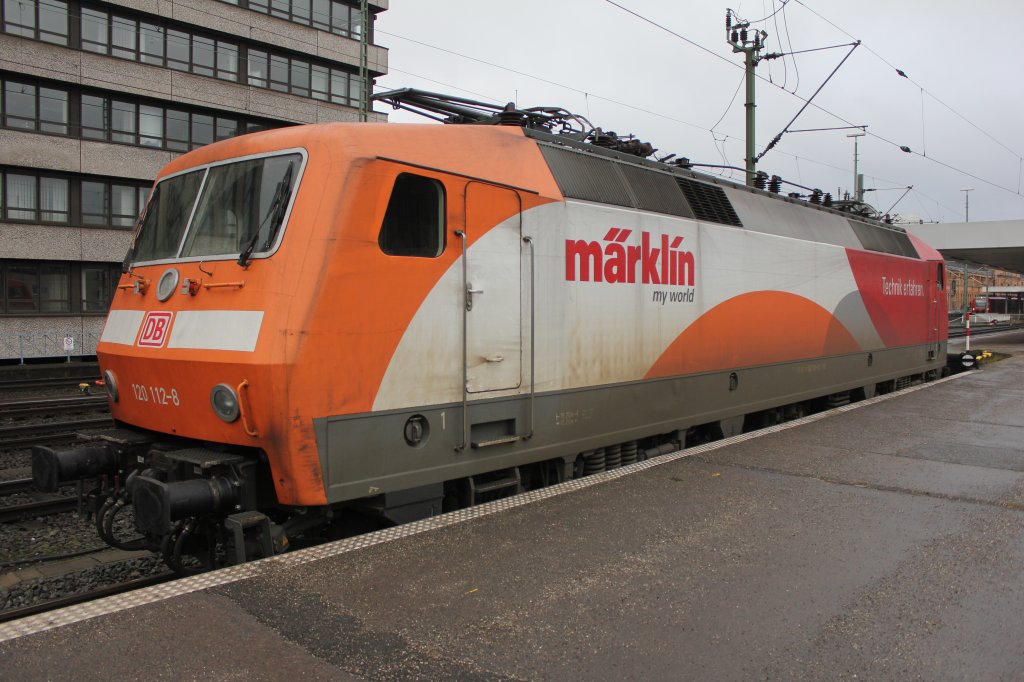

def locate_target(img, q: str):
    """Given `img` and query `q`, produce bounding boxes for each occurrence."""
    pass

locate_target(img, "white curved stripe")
[167,311,264,352]
[99,310,145,345]
[374,200,884,411]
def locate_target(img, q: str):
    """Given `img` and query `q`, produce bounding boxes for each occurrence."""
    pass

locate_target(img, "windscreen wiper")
[122,196,154,272]
[238,164,295,268]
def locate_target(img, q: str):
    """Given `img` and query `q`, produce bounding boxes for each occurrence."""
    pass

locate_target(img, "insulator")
[810,189,822,204]
[823,192,833,207]
[753,171,768,190]
[740,28,747,43]
[769,175,782,193]
[674,157,693,169]
[731,29,739,43]
[726,11,732,31]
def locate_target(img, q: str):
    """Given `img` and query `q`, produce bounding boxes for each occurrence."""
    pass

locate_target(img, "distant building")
[0,0,388,361]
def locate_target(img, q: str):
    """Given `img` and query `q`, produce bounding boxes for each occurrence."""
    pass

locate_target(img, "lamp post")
[847,131,866,202]
[961,187,974,222]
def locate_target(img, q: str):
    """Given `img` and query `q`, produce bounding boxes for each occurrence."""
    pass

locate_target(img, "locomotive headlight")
[156,268,179,302]
[210,384,240,422]
[103,369,119,403]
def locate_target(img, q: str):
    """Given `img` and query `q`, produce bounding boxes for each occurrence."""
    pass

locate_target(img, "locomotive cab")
[34,142,315,571]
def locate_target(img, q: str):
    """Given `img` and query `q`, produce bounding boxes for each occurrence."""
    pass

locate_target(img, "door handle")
[466,283,483,311]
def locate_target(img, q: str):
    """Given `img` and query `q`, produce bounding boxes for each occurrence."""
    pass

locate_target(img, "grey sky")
[374,1,1024,223]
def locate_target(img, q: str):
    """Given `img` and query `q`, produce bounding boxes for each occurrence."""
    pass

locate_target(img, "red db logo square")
[138,311,173,348]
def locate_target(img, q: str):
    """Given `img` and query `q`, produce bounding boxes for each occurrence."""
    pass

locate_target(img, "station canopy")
[906,220,1024,274]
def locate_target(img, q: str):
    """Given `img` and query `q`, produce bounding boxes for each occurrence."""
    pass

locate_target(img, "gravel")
[1,512,107,566]
[1,555,168,611]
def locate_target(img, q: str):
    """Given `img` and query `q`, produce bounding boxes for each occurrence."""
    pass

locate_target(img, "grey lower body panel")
[315,344,945,504]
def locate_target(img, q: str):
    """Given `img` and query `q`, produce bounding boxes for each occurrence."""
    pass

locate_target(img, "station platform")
[4,339,1024,680]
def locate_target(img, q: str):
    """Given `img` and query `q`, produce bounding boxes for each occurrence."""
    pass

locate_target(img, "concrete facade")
[0,0,388,360]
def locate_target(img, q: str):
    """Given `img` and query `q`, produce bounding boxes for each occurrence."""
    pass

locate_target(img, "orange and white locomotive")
[34,92,948,571]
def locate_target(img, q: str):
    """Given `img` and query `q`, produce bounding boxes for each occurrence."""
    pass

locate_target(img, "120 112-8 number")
[131,383,180,406]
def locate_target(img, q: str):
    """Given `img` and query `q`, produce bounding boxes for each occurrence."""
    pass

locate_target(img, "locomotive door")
[463,182,522,393]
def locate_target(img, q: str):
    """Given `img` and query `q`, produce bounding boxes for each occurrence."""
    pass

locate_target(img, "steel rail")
[0,417,113,448]
[0,496,78,523]
[0,376,100,391]
[0,396,108,419]
[0,478,34,496]
[0,571,176,625]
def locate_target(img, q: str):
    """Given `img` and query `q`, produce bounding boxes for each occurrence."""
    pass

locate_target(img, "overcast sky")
[373,1,1024,224]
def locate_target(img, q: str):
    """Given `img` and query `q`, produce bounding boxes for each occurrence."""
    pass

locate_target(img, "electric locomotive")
[33,92,948,571]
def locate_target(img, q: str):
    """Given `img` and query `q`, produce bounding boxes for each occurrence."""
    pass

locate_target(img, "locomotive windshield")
[127,150,304,266]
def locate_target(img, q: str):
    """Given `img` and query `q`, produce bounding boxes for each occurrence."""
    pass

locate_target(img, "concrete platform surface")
[4,346,1024,681]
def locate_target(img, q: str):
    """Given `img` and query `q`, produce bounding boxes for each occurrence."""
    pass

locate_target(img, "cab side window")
[378,173,445,258]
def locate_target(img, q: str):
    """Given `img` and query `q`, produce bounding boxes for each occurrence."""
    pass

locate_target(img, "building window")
[111,100,136,143]
[0,80,68,133]
[4,261,39,312]
[2,0,68,44]
[139,104,162,147]
[82,180,146,227]
[2,1,365,108]
[378,173,446,258]
[5,172,37,220]
[1,259,121,315]
[39,263,70,312]
[139,22,163,65]
[81,264,118,312]
[231,0,368,40]
[80,7,108,54]
[74,5,240,82]
[1,261,70,313]
[3,79,35,129]
[2,173,68,223]
[247,52,357,105]
[1,168,147,228]
[40,177,69,222]
[67,88,275,151]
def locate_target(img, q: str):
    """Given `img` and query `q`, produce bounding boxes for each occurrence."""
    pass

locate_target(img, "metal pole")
[961,187,974,223]
[744,48,756,187]
[963,262,969,319]
[358,0,369,122]
[847,131,865,202]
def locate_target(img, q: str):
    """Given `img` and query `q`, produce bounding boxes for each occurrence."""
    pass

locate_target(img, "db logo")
[137,311,174,348]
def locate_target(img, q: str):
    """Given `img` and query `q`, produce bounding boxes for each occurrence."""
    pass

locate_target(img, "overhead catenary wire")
[600,0,1024,201]
[754,41,861,162]
[15,0,1007,212]
[792,0,1024,162]
[379,18,932,194]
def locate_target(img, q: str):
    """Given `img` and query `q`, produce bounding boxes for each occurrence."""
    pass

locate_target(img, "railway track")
[0,477,80,523]
[948,322,1023,339]
[0,417,113,448]
[0,496,79,523]
[0,570,175,625]
[0,395,108,419]
[0,478,34,496]
[0,375,101,391]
